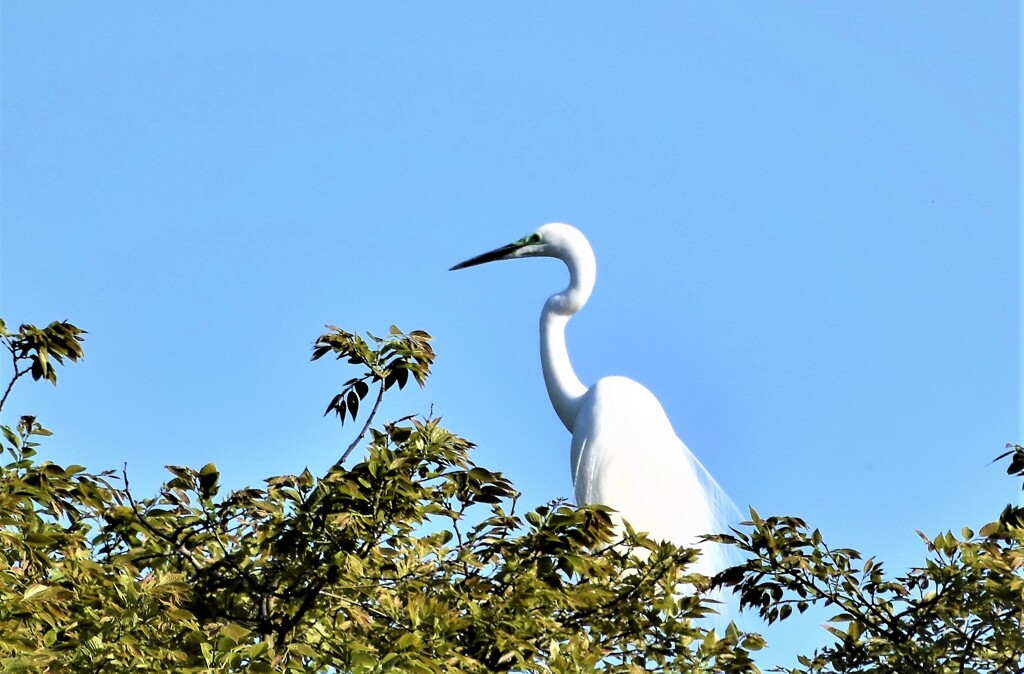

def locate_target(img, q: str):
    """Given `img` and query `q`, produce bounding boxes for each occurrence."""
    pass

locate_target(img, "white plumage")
[452,223,736,576]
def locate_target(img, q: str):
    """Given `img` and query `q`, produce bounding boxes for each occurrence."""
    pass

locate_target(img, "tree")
[0,318,761,673]
[1,316,1021,673]
[713,451,1024,673]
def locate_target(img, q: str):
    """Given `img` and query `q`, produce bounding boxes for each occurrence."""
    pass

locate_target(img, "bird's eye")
[528,233,543,244]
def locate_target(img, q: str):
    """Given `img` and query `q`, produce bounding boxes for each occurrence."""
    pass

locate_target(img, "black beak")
[449,242,521,271]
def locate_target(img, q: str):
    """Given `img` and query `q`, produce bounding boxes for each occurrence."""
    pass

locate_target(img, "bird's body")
[570,376,734,574]
[451,223,735,576]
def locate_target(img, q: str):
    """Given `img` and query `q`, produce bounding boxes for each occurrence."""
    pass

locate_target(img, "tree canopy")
[1,317,1020,673]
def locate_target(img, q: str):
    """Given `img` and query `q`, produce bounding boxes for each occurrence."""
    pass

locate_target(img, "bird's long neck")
[540,245,596,433]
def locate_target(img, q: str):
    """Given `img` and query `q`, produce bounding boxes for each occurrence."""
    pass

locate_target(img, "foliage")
[314,324,435,462]
[0,319,85,411]
[0,319,760,673]
[714,454,1024,673]
[1,317,1021,672]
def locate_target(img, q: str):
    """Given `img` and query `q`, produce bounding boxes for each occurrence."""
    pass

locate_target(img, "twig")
[122,463,203,573]
[274,577,327,648]
[340,379,386,464]
[0,341,28,414]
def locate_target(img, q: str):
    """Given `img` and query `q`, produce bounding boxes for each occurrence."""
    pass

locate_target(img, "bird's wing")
[570,376,740,575]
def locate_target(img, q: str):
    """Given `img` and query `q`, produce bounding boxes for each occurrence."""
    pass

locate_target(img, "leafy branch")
[313,325,434,463]
[0,319,86,414]
[4,311,1021,673]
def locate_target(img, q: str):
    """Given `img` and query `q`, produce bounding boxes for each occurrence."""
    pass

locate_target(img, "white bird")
[451,223,737,576]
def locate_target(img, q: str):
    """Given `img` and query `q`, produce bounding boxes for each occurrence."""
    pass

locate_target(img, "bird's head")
[449,223,586,271]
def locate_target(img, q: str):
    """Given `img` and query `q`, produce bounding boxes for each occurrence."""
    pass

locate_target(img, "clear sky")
[1,2,1020,666]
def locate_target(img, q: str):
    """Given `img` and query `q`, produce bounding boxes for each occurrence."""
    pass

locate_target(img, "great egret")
[450,223,737,576]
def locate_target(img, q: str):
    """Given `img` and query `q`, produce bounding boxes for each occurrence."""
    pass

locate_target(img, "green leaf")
[199,463,220,498]
[22,584,51,601]
[355,380,370,399]
[347,390,359,419]
[200,642,213,666]
[288,642,319,658]
[2,425,20,448]
[219,623,251,643]
[979,521,1001,537]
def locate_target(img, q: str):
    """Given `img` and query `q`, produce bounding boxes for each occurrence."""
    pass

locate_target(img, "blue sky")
[1,2,1020,666]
